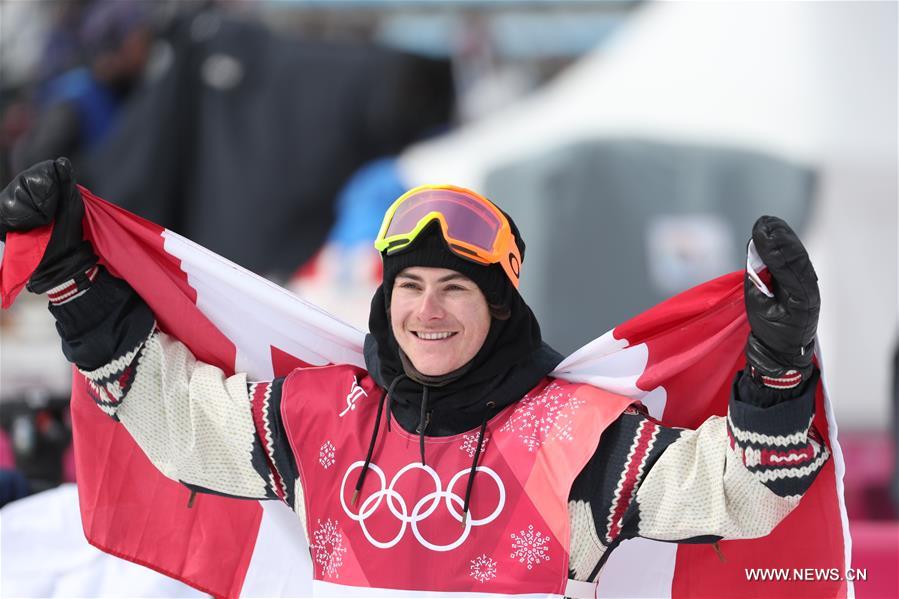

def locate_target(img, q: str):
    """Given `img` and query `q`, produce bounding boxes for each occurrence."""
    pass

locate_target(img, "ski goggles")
[374,185,522,288]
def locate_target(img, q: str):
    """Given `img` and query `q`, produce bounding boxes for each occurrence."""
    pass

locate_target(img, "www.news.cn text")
[745,568,867,582]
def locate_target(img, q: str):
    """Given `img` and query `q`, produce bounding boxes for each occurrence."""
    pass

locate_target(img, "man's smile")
[411,331,458,341]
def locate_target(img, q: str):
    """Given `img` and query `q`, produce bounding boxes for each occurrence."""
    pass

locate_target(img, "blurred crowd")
[1,0,162,507]
[0,1,896,596]
[2,0,153,179]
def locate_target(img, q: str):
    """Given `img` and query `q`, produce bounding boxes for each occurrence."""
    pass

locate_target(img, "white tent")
[398,1,898,429]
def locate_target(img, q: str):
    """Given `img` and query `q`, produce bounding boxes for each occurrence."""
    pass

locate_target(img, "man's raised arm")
[567,216,828,579]
[1,159,298,505]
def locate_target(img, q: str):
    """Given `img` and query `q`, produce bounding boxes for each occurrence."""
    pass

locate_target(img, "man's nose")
[416,290,445,320]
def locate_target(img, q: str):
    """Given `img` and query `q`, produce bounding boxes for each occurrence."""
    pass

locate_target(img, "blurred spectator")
[0,396,72,497]
[0,471,30,508]
[0,429,30,507]
[35,0,92,85]
[85,7,454,278]
[0,429,17,470]
[11,0,154,180]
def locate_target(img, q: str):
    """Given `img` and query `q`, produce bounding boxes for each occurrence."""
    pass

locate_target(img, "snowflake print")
[499,382,584,451]
[311,519,347,579]
[319,440,336,469]
[460,431,490,458]
[470,553,497,583]
[510,524,550,570]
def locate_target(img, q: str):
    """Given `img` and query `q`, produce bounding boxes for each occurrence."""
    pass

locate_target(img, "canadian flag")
[0,188,850,598]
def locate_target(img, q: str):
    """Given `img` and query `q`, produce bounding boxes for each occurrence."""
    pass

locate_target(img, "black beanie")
[380,213,525,307]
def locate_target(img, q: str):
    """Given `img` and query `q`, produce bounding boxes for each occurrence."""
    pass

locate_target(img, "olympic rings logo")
[339,461,506,552]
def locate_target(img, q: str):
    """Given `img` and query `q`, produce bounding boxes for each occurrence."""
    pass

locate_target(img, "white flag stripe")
[552,331,667,419]
[163,230,366,379]
[746,240,775,298]
[597,538,677,598]
[242,502,313,597]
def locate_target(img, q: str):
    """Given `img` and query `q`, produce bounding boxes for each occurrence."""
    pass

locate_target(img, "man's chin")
[405,353,460,377]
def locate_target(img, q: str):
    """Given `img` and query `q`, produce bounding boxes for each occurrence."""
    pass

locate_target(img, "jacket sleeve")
[48,267,299,505]
[567,370,829,580]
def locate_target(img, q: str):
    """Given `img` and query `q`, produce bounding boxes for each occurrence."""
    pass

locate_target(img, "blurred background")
[0,0,896,596]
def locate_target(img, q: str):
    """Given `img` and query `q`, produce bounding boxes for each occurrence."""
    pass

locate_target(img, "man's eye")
[445,284,467,292]
[399,282,420,290]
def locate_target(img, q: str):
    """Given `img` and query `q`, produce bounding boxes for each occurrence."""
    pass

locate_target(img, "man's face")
[390,266,491,376]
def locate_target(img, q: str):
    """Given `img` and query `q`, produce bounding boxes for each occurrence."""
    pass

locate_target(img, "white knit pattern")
[567,500,608,580]
[115,331,269,498]
[732,433,827,469]
[81,326,154,384]
[750,447,831,482]
[47,266,99,305]
[49,287,90,305]
[766,452,810,464]
[46,278,76,296]
[86,380,126,417]
[634,417,800,541]
[93,400,117,418]
[727,413,815,447]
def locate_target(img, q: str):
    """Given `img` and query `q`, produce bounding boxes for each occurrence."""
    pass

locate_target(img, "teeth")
[415,331,454,340]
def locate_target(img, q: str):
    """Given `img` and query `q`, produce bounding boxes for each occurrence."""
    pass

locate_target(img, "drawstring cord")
[354,375,495,523]
[352,375,402,506]
[417,387,430,465]
[462,400,494,527]
[384,375,404,432]
[713,541,727,562]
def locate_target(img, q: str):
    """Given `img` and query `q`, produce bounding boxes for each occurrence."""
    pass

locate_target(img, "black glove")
[744,215,819,385]
[0,158,97,294]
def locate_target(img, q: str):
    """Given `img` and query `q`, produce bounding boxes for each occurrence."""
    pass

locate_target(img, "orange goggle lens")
[375,185,521,287]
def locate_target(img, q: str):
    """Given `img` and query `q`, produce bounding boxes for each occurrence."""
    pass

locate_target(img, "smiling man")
[0,161,830,596]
